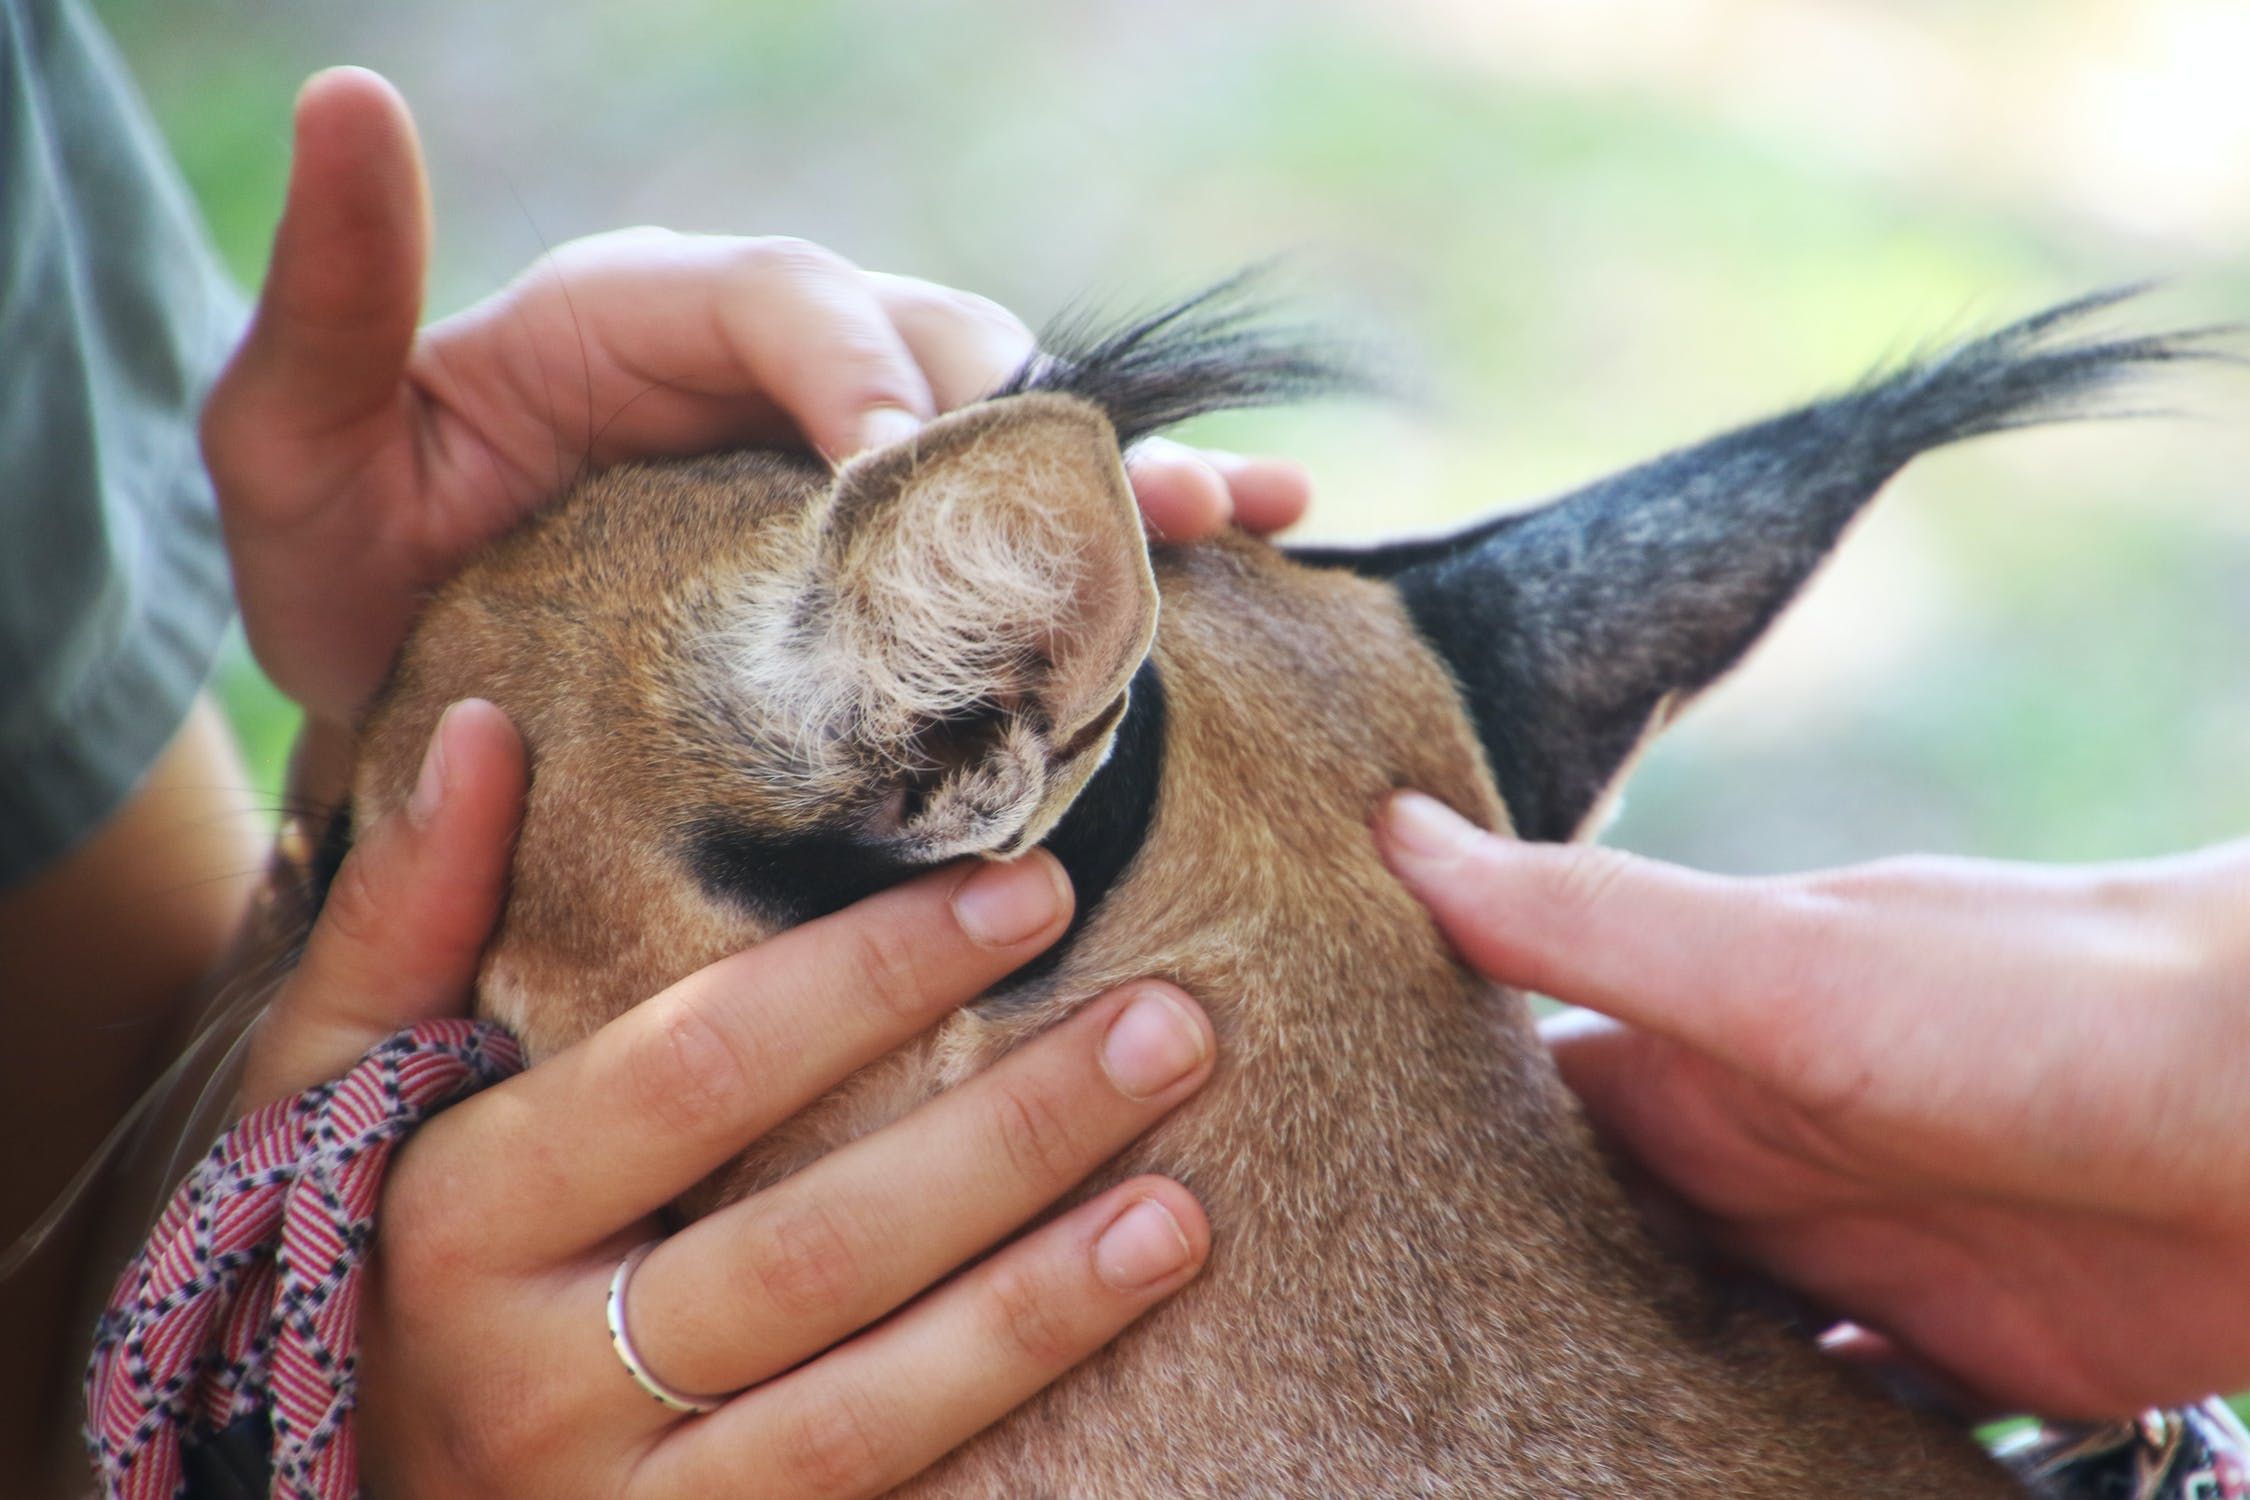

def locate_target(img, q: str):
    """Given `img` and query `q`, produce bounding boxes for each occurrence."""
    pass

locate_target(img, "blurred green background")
[103,0,2249,1431]
[106,0,2250,874]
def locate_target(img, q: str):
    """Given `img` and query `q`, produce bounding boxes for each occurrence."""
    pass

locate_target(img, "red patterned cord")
[85,1020,522,1500]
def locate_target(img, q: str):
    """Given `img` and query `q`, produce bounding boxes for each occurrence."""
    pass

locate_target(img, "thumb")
[239,700,525,1110]
[204,67,430,506]
[1376,790,1805,1068]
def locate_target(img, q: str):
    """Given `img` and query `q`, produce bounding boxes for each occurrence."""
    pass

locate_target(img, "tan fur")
[350,396,2019,1495]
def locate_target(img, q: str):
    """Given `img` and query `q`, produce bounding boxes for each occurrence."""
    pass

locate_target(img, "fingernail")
[1100,988,1208,1099]
[1093,1197,1193,1291]
[406,704,457,829]
[952,853,1067,947]
[1382,791,1479,864]
[847,404,922,460]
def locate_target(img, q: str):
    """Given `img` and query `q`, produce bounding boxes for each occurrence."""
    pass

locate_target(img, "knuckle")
[539,225,682,285]
[898,282,1031,347]
[1801,854,1950,903]
[1775,1043,1879,1121]
[315,843,393,955]
[2087,900,2208,993]
[739,234,854,290]
[1737,888,1850,1001]
[372,1182,447,1287]
[827,329,924,401]
[731,240,924,402]
[777,1387,893,1497]
[463,1378,558,1468]
[989,1082,1086,1192]
[982,1259,1080,1370]
[949,289,1033,346]
[1543,844,1637,927]
[746,1200,865,1322]
[1722,893,1872,1100]
[1755,875,1846,934]
[623,994,754,1144]
[2082,867,2157,919]
[376,1148,485,1292]
[841,921,936,1026]
[450,1371,576,1483]
[2083,859,2231,952]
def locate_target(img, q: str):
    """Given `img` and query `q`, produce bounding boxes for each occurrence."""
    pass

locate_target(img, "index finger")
[419,851,1074,1264]
[1375,791,1858,1079]
[868,272,1036,412]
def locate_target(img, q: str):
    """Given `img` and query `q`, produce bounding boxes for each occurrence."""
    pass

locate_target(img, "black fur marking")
[1012,659,1166,991]
[989,267,1370,447]
[1296,288,2235,842]
[683,662,1166,975]
[308,802,353,912]
[683,814,927,927]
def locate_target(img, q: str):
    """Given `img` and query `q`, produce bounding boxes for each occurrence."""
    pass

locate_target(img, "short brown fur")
[347,394,2019,1494]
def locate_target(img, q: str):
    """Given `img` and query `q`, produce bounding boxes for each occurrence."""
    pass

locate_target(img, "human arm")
[1377,790,2250,1420]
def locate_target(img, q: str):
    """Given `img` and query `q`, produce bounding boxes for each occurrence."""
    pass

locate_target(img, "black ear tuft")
[989,267,1374,446]
[1298,288,2238,843]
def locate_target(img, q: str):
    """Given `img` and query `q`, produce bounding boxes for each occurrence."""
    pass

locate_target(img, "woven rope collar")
[85,1019,522,1500]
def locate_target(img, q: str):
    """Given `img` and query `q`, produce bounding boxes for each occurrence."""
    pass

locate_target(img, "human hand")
[246,699,1216,1498]
[203,67,1311,724]
[1377,791,2250,1421]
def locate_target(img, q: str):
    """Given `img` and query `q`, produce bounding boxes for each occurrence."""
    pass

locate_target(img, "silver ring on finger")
[606,1240,728,1416]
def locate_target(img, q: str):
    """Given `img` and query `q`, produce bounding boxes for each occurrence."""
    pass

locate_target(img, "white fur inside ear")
[887,715,1051,862]
[709,399,1157,844]
[716,441,1083,784]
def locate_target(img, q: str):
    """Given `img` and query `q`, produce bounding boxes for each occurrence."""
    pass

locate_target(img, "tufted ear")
[750,391,1159,863]
[1297,291,2209,842]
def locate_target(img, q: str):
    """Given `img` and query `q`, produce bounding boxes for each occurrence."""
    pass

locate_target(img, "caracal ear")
[1295,289,2207,841]
[779,391,1160,860]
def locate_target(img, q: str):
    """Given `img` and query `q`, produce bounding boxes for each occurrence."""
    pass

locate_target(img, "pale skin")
[4,62,1307,1497]
[256,702,1218,1498]
[206,68,1307,735]
[1380,790,2250,1422]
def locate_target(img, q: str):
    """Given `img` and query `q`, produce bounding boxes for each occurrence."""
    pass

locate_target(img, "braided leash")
[84,1020,522,1500]
[2002,1399,2250,1499]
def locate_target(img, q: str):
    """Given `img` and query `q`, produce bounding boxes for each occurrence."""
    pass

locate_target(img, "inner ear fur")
[802,392,1159,858]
